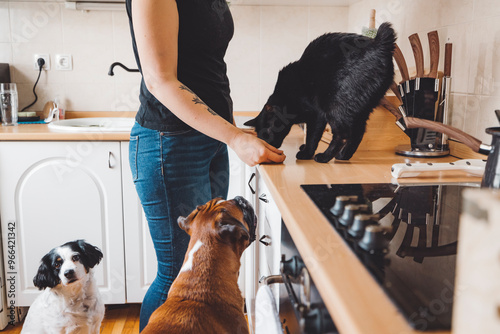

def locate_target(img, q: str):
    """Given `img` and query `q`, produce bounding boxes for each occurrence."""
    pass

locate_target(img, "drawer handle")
[108,151,114,169]
[259,193,269,203]
[259,235,271,246]
[247,172,256,194]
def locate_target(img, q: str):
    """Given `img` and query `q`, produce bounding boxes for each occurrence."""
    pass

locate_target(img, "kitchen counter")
[0,112,136,141]
[1,109,481,333]
[257,112,482,334]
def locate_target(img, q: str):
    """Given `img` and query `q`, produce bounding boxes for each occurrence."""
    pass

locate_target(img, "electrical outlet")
[55,54,73,71]
[33,54,50,70]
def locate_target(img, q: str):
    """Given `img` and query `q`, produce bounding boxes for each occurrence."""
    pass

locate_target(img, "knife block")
[395,72,451,157]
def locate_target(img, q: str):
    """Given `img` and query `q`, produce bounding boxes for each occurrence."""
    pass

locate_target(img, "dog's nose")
[64,269,75,278]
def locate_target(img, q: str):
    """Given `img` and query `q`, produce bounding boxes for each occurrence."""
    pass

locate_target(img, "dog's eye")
[72,255,80,262]
[54,262,61,269]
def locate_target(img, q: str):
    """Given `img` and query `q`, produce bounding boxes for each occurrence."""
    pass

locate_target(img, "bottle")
[54,96,66,120]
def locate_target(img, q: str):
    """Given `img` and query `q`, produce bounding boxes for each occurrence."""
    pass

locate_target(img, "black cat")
[244,22,396,163]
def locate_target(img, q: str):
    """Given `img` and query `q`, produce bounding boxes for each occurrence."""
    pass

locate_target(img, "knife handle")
[405,117,483,153]
[379,97,402,120]
[369,9,376,29]
[390,81,402,103]
[393,44,410,82]
[444,43,453,77]
[427,31,439,78]
[409,33,425,78]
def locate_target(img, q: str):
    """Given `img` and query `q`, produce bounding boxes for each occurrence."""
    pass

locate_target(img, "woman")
[125,0,286,329]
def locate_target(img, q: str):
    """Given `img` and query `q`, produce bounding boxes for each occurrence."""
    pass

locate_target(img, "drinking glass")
[1,83,18,126]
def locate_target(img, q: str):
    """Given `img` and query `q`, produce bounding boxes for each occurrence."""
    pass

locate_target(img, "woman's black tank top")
[126,0,234,132]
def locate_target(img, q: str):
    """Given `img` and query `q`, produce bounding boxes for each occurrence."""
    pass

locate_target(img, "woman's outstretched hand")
[229,131,286,167]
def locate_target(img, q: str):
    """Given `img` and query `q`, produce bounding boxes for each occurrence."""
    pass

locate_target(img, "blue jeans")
[129,122,229,330]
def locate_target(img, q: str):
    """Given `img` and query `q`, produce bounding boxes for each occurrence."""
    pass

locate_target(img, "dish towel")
[255,285,282,334]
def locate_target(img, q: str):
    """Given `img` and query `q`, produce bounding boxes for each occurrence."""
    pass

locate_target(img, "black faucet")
[108,62,139,76]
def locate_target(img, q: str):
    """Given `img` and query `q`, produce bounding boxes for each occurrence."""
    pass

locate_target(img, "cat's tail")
[374,22,396,54]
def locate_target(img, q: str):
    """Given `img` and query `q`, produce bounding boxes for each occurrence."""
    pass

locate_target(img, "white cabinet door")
[256,171,282,305]
[227,147,249,301]
[243,165,259,334]
[120,142,157,303]
[0,141,125,306]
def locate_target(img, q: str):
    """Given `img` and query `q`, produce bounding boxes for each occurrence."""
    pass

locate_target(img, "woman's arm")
[131,0,285,166]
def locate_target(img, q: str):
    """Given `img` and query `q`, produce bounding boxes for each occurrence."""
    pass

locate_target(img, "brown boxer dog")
[142,196,257,334]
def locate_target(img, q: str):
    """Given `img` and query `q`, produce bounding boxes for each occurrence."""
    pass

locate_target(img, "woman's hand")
[229,131,286,167]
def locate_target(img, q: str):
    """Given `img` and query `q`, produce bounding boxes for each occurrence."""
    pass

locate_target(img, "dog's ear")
[177,215,191,233]
[76,240,103,269]
[33,252,60,290]
[178,208,200,234]
[217,218,250,245]
[178,200,216,234]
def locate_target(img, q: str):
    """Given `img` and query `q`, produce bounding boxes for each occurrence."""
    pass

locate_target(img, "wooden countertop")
[0,111,261,141]
[257,110,482,334]
[0,112,136,141]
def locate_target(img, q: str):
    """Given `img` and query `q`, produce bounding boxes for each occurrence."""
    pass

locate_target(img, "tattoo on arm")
[179,84,218,116]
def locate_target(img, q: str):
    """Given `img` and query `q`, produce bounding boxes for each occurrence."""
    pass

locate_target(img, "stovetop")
[301,182,479,331]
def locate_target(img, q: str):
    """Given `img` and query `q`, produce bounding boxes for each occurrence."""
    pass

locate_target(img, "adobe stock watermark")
[401,278,468,333]
[11,2,60,46]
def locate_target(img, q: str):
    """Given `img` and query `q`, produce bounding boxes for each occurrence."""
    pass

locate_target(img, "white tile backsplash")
[0,2,11,43]
[9,2,63,44]
[2,1,350,112]
[260,6,311,104]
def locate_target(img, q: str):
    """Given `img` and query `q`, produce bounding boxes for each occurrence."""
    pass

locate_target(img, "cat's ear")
[244,118,257,127]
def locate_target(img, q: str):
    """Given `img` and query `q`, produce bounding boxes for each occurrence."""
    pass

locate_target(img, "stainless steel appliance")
[279,223,337,334]
[256,220,337,334]
[300,182,479,331]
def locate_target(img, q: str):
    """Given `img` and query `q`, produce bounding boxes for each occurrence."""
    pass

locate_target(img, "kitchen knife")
[409,32,441,150]
[379,97,408,133]
[392,44,411,120]
[390,81,402,104]
[436,43,453,148]
[404,116,491,155]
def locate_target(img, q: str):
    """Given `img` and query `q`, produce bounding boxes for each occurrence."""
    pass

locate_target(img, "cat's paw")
[296,150,314,160]
[335,151,354,161]
[314,153,333,163]
[299,144,306,151]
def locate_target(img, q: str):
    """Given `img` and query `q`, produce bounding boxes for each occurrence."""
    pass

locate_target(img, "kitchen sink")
[48,117,135,132]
